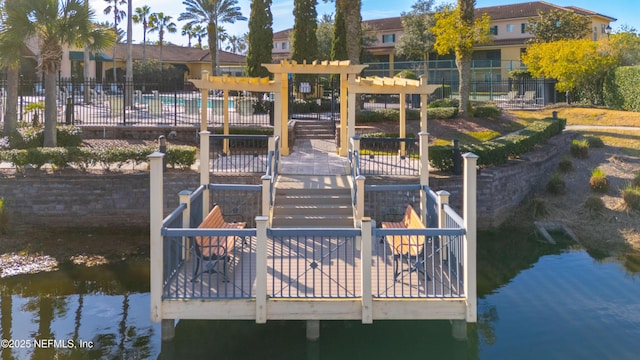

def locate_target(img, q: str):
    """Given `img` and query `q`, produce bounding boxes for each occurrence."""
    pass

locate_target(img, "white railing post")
[179,190,191,261]
[255,216,268,323]
[463,153,478,323]
[200,70,208,131]
[419,132,429,225]
[356,175,365,224]
[261,175,271,218]
[200,130,210,216]
[361,217,373,324]
[351,136,360,153]
[437,190,450,261]
[148,152,164,323]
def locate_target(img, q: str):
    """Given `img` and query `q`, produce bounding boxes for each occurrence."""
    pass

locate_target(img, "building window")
[489,26,498,35]
[601,24,607,34]
[274,42,278,49]
[521,23,527,33]
[382,34,396,43]
[593,26,598,41]
[506,24,514,32]
[282,42,288,50]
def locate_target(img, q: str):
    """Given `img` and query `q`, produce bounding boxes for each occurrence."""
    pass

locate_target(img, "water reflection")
[0,260,159,360]
[1,230,639,359]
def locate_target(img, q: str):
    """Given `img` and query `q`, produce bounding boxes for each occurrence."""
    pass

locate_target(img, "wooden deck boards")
[164,236,462,299]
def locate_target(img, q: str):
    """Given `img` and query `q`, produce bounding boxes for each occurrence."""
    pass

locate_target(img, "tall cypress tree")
[291,0,319,63]
[246,0,273,78]
[330,3,347,61]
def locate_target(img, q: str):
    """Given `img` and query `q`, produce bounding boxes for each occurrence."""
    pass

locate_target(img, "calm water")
[1,236,639,359]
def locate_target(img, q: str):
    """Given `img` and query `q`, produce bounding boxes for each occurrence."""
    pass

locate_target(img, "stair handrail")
[265,136,280,207]
[349,136,365,222]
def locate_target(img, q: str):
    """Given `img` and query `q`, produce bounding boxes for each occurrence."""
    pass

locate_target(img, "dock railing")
[209,134,270,174]
[149,150,478,323]
[358,137,420,176]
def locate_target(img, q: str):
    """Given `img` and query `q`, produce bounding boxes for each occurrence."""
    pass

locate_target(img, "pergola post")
[346,74,356,156]
[340,72,349,156]
[280,72,289,156]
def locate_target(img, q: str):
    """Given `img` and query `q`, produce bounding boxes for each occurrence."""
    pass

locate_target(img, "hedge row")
[356,107,457,123]
[9,125,83,149]
[606,66,640,112]
[0,145,197,171]
[429,118,566,172]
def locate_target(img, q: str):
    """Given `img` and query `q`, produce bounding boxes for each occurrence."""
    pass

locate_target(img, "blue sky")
[90,0,639,47]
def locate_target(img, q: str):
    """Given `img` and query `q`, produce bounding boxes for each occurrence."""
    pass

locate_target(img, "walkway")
[279,138,348,175]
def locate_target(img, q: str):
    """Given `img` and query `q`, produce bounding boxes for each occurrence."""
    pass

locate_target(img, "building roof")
[476,1,616,21]
[364,16,403,31]
[111,43,245,64]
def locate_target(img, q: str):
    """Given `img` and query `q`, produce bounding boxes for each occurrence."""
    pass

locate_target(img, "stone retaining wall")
[1,133,574,229]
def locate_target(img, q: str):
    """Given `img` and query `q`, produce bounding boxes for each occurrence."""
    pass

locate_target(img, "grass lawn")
[575,129,640,157]
[507,107,640,127]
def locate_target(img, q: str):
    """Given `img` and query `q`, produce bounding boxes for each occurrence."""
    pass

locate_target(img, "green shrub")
[585,136,605,148]
[634,171,640,187]
[558,155,573,172]
[590,167,609,193]
[472,104,501,118]
[622,184,640,210]
[583,195,605,212]
[606,66,640,111]
[428,118,565,172]
[427,107,458,119]
[546,173,566,195]
[529,197,548,218]
[394,70,418,79]
[428,86,452,102]
[428,98,458,108]
[570,139,589,159]
[8,125,82,149]
[166,145,197,169]
[356,108,421,123]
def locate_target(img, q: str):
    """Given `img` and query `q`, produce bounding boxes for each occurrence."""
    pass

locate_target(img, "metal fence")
[210,134,271,175]
[359,137,420,176]
[3,78,273,127]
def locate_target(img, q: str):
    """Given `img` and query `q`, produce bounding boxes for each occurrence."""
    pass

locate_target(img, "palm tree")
[193,24,207,49]
[0,0,23,137]
[148,12,177,68]
[104,0,126,82]
[2,0,115,147]
[132,5,151,62]
[178,0,247,75]
[225,34,247,54]
[182,23,194,47]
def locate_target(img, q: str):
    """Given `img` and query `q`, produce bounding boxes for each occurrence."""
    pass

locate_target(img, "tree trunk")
[341,0,362,64]
[4,66,19,136]
[84,48,91,105]
[456,53,471,115]
[208,23,217,74]
[43,70,58,147]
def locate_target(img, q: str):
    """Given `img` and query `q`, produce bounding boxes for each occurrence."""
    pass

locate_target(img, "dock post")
[148,152,164,324]
[306,320,320,341]
[256,216,268,323]
[463,153,478,323]
[419,132,429,225]
[361,218,373,324]
[161,319,175,342]
[451,320,467,341]
[437,191,450,260]
[200,130,210,216]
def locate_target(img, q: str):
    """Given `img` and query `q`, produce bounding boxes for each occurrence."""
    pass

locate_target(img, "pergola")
[190,60,439,156]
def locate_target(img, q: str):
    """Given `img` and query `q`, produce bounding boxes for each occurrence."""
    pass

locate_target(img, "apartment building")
[272,1,616,80]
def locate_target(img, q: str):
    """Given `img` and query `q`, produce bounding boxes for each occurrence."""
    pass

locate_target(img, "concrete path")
[565,125,640,131]
[279,138,348,175]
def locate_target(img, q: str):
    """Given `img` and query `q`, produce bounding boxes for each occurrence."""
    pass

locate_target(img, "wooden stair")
[271,175,354,228]
[295,120,335,140]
